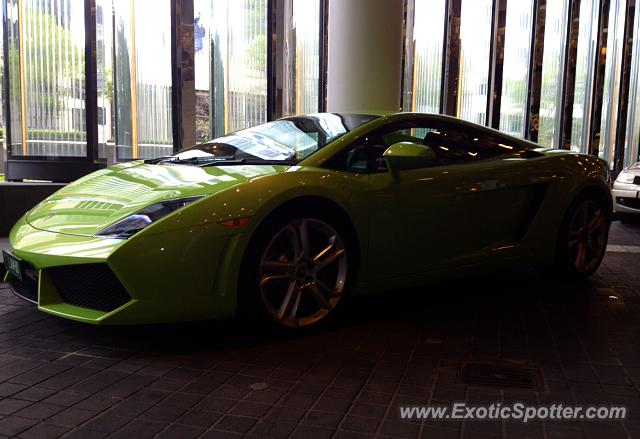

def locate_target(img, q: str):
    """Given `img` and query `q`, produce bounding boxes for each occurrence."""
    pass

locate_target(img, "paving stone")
[16,422,69,439]
[0,222,638,438]
[0,399,32,416]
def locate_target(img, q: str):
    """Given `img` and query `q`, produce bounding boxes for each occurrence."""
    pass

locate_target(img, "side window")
[467,131,521,160]
[325,121,443,173]
[325,120,519,172]
[422,127,471,165]
[380,128,424,146]
[323,133,389,173]
[423,128,523,164]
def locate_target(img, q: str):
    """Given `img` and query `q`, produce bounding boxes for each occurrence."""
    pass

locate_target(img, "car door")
[363,120,548,280]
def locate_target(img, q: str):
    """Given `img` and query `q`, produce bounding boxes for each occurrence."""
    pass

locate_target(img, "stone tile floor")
[1,222,640,438]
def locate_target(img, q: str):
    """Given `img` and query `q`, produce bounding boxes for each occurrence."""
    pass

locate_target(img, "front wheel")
[240,212,353,329]
[555,196,610,278]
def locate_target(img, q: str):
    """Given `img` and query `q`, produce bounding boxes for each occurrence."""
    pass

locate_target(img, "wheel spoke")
[306,283,331,310]
[587,210,604,231]
[285,225,301,259]
[585,241,599,258]
[260,274,290,287]
[298,220,310,258]
[577,206,589,226]
[259,218,348,327]
[313,240,335,262]
[316,249,346,271]
[277,281,297,320]
[317,279,341,297]
[575,243,587,269]
[288,288,302,320]
[568,239,581,248]
[261,260,296,274]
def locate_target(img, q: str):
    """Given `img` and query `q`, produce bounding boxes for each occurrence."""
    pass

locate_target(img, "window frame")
[324,116,529,174]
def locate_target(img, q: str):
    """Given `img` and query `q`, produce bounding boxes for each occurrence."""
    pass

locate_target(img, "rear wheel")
[555,196,610,278]
[239,211,353,329]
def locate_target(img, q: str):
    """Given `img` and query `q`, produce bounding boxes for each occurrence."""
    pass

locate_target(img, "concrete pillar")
[326,0,404,113]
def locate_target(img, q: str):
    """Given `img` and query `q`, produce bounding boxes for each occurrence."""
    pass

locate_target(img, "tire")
[238,206,355,330]
[618,213,640,224]
[553,193,610,278]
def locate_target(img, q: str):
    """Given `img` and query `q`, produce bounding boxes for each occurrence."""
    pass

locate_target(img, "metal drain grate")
[458,362,541,390]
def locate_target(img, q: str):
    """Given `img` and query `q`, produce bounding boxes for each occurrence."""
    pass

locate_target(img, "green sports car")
[3,112,612,328]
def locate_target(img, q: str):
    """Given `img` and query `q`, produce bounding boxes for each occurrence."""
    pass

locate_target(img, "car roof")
[334,111,545,150]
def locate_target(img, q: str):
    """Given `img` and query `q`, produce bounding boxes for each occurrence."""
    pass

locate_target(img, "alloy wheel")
[259,218,348,327]
[567,200,607,273]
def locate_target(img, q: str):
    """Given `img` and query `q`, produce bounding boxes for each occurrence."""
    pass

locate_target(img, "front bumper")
[612,185,640,214]
[7,217,240,324]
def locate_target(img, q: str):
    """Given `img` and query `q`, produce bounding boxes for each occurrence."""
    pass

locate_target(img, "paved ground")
[1,223,640,438]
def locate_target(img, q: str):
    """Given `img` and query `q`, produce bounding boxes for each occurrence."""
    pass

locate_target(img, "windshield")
[152,113,380,166]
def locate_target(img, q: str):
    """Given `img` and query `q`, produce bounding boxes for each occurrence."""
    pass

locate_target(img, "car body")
[612,162,640,220]
[4,112,612,327]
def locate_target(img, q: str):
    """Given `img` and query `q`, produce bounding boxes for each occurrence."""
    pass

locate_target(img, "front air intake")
[47,264,131,312]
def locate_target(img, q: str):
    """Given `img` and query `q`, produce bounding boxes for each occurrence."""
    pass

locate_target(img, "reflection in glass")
[194,0,211,142]
[625,1,640,167]
[96,0,114,160]
[6,0,21,156]
[0,10,4,168]
[570,0,599,152]
[283,0,321,115]
[6,0,86,158]
[458,0,492,124]
[194,0,268,140]
[220,0,267,138]
[599,0,626,166]
[405,0,446,114]
[538,0,569,147]
[499,0,533,137]
[172,113,376,163]
[111,0,173,160]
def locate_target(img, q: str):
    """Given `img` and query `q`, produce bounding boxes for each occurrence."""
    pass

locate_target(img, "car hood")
[26,161,288,237]
[624,162,640,174]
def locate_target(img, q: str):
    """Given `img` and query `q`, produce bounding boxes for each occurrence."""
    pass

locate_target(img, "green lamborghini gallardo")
[4,112,612,328]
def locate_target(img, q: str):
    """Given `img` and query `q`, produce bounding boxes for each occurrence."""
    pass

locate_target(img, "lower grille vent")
[47,264,131,312]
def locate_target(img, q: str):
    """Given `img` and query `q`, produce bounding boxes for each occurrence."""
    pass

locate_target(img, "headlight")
[96,196,204,239]
[616,171,637,184]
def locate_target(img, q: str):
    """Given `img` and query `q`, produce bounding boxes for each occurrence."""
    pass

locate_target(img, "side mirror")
[383,142,438,180]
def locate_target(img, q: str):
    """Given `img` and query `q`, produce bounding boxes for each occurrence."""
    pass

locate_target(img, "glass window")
[599,0,626,166]
[458,0,493,124]
[0,10,4,169]
[404,0,446,113]
[194,0,268,142]
[6,0,87,158]
[331,118,526,173]
[166,113,378,165]
[625,0,640,167]
[538,0,569,147]
[96,0,114,161]
[570,0,599,152]
[6,0,21,157]
[499,0,534,137]
[283,0,321,115]
[109,0,173,161]
[425,128,523,163]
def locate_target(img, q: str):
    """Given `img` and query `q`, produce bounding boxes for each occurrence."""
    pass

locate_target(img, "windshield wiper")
[143,156,174,164]
[145,155,297,167]
[144,156,236,165]
[199,158,297,167]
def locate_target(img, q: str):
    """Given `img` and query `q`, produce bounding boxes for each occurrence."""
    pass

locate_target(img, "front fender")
[204,167,373,303]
